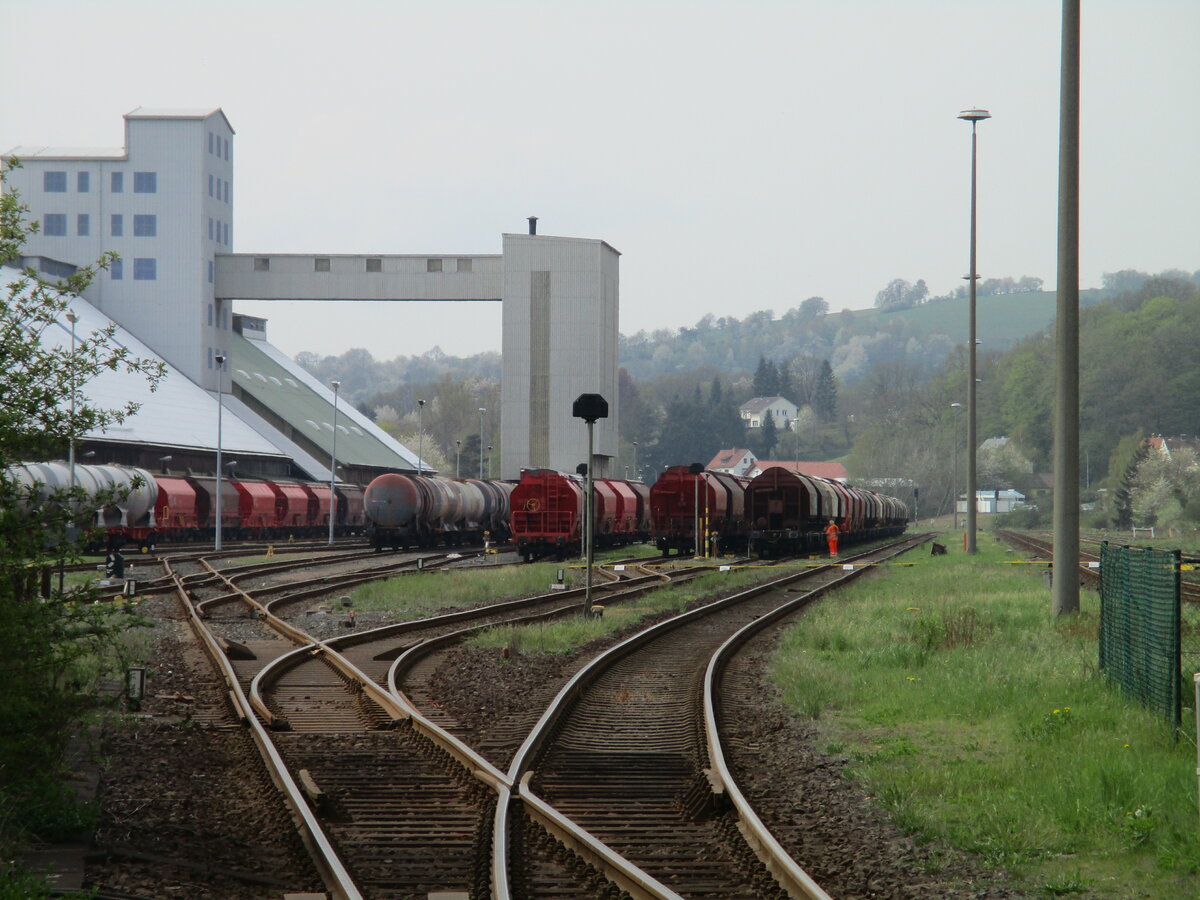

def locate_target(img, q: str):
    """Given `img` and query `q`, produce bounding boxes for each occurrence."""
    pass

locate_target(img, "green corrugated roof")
[230,333,408,469]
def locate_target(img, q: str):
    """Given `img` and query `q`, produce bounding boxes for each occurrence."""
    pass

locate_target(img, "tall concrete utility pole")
[1053,0,1081,616]
[958,107,991,554]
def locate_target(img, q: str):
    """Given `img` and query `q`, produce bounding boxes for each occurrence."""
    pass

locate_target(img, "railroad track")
[999,530,1200,603]
[500,536,928,898]
[162,549,671,896]
[158,537,927,897]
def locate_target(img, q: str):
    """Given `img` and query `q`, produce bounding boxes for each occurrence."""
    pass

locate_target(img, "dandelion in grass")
[906,676,919,682]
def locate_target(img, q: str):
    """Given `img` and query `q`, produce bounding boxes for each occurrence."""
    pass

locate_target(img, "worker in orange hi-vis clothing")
[824,519,840,558]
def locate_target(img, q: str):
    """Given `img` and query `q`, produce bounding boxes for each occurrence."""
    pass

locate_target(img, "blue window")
[44,214,67,235]
[223,138,229,161]
[133,214,157,237]
[133,258,156,280]
[207,131,214,154]
[208,217,214,240]
[208,174,214,197]
[111,171,124,193]
[223,223,229,245]
[133,171,156,193]
[44,171,67,192]
[207,261,214,284]
[77,214,90,236]
[223,180,230,203]
[77,171,90,192]
[207,347,213,369]
[111,214,123,237]
[111,259,123,280]
[207,302,213,325]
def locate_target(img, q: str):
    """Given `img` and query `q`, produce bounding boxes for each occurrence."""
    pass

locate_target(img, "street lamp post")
[958,107,990,554]
[573,394,609,618]
[689,462,704,557]
[632,441,638,480]
[214,353,226,551]
[455,440,461,479]
[478,408,486,478]
[951,402,962,528]
[416,399,425,477]
[486,446,492,480]
[65,309,78,499]
[328,381,340,545]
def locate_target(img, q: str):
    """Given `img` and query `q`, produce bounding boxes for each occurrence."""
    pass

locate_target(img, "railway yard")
[22,521,1200,900]
[55,536,1050,900]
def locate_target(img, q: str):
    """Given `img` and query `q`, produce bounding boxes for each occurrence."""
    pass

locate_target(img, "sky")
[3,0,1197,362]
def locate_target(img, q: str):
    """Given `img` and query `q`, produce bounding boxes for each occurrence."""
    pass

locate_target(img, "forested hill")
[618,288,1104,384]
[295,269,1195,407]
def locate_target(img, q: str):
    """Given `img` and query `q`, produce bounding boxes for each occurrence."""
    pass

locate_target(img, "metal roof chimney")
[527,216,538,235]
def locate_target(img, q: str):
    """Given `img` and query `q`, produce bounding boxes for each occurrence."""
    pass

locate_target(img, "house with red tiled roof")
[1146,435,1200,459]
[706,448,757,476]
[751,460,848,482]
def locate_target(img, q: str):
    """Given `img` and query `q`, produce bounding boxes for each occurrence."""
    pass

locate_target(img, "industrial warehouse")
[3,106,621,488]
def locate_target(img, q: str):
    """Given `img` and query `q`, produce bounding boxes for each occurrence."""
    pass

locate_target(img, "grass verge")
[772,531,1200,899]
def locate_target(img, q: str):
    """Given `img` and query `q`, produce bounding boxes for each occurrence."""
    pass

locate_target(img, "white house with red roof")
[1146,435,1200,459]
[706,448,757,476]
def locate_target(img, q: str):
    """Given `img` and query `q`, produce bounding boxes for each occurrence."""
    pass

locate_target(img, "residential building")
[739,396,798,429]
[706,449,757,476]
[957,489,1027,515]
[1146,435,1200,459]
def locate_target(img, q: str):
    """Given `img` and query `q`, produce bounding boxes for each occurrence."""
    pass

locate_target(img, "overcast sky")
[3,0,1196,362]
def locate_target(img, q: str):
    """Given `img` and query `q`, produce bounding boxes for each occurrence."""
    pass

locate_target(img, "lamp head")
[957,108,991,123]
[65,310,78,325]
[331,380,341,391]
[214,353,226,366]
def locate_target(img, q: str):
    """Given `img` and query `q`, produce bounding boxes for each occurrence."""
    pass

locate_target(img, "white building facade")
[5,108,235,390]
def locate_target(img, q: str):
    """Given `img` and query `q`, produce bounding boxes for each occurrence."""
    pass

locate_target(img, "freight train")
[507,468,651,562]
[4,461,366,550]
[744,466,909,557]
[505,464,909,563]
[9,459,909,562]
[650,465,752,556]
[362,472,514,551]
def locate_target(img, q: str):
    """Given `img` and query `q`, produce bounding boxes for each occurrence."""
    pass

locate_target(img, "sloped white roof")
[3,266,283,457]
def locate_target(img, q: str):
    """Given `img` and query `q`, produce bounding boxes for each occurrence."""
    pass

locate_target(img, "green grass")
[467,557,813,654]
[348,545,728,618]
[348,559,579,615]
[772,532,1200,898]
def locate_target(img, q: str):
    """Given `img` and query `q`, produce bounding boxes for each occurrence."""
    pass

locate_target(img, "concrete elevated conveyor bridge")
[215,231,620,481]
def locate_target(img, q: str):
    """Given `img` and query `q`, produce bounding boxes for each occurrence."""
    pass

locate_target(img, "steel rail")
[162,560,363,900]
[499,538,926,898]
[701,536,927,898]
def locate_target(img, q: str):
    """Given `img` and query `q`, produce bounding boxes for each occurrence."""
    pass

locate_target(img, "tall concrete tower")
[4,108,235,390]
